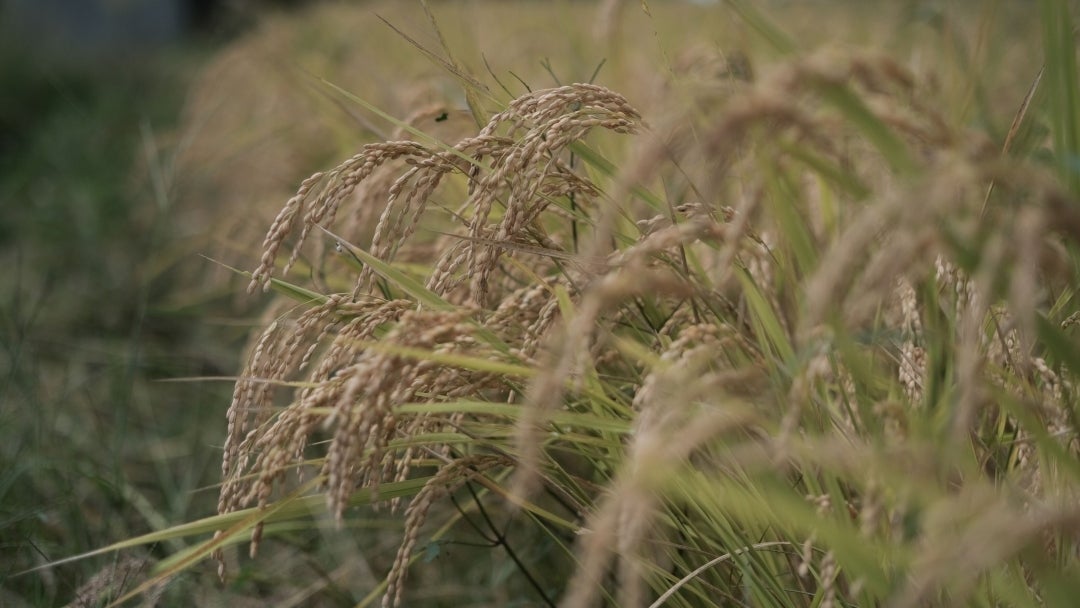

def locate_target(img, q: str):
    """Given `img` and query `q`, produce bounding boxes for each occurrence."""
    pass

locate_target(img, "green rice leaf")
[319,225,452,311]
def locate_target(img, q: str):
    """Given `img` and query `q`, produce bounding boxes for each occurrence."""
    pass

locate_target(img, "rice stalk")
[216,41,1080,605]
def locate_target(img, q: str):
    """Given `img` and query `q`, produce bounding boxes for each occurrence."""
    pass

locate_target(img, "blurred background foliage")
[0,1,305,605]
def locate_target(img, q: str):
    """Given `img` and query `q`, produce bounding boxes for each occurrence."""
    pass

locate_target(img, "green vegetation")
[0,21,239,608]
[7,1,1080,606]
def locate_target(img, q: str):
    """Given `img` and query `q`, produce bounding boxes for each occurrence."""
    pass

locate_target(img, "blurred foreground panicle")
[212,26,1080,608]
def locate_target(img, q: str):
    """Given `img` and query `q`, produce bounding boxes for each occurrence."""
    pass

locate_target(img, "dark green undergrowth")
[0,26,245,608]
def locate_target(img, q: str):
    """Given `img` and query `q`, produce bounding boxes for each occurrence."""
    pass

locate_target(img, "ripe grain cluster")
[214,35,1080,606]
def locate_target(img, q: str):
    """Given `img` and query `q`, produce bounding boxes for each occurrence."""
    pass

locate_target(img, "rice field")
[8,1,1080,606]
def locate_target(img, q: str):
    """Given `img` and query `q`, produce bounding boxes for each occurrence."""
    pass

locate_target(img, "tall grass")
[39,1,1080,606]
